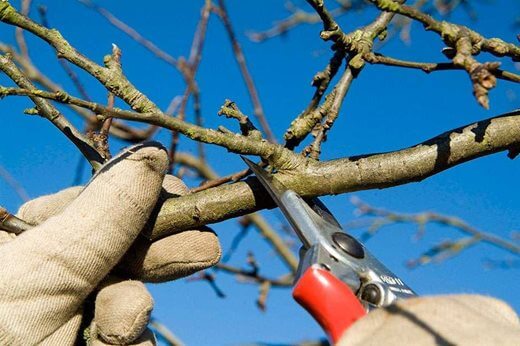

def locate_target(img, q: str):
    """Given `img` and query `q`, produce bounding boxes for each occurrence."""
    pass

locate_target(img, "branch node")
[218,99,262,140]
[320,27,340,41]
[55,90,70,103]
[23,107,39,115]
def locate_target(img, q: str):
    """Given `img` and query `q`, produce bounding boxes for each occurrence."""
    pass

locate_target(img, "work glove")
[0,142,221,345]
[337,294,520,345]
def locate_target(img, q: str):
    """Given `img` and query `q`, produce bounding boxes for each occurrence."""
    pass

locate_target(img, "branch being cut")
[174,152,299,271]
[149,111,520,238]
[0,85,518,238]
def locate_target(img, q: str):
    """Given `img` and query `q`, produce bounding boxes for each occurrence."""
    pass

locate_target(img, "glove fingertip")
[121,228,221,283]
[162,175,189,196]
[94,278,154,345]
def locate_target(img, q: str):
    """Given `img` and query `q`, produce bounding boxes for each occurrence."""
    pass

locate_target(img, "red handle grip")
[293,267,366,344]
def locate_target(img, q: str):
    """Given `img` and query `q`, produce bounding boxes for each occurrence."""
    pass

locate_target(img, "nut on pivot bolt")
[360,284,382,306]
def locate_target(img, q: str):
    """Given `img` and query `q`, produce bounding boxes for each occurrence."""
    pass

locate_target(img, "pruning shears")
[242,158,416,344]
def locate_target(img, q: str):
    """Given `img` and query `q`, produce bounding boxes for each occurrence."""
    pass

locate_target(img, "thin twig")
[305,65,355,159]
[149,319,185,346]
[38,6,93,103]
[284,1,403,149]
[95,44,122,159]
[284,49,345,149]
[14,0,31,60]
[214,0,276,143]
[77,0,179,68]
[351,197,520,266]
[247,1,358,42]
[365,52,520,83]
[191,168,250,193]
[216,263,292,287]
[0,165,30,202]
[169,0,212,172]
[256,280,272,311]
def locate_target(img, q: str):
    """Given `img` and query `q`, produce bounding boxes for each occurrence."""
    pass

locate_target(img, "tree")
[0,0,518,344]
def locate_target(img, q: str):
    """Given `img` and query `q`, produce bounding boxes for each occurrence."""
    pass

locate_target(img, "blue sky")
[0,1,519,345]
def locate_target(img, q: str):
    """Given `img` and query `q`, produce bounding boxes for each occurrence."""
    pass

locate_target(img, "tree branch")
[0,86,300,169]
[1,85,517,238]
[0,1,161,114]
[174,152,299,271]
[0,54,104,169]
[351,197,520,263]
[149,111,520,238]
[247,1,356,43]
[370,0,520,61]
[365,53,520,83]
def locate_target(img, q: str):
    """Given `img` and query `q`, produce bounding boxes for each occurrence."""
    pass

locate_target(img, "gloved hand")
[0,142,221,345]
[337,294,520,346]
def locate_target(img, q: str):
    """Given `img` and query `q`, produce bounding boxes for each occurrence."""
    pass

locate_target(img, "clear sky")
[0,1,518,345]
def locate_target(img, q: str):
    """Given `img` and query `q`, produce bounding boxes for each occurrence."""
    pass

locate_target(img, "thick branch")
[174,152,299,271]
[1,85,517,238]
[149,111,520,238]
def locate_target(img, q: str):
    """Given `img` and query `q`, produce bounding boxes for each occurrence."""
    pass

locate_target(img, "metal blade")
[242,156,337,248]
[241,156,288,205]
[241,156,417,306]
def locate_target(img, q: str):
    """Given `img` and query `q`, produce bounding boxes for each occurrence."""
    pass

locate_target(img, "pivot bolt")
[361,284,382,306]
[332,232,365,259]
